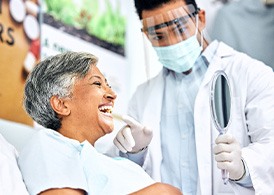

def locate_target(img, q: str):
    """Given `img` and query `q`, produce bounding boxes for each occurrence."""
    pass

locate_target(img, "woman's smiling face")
[64,64,117,143]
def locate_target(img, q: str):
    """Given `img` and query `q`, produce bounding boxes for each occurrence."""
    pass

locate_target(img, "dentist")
[114,0,274,194]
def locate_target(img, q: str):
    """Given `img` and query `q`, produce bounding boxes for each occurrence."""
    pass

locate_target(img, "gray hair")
[23,51,98,130]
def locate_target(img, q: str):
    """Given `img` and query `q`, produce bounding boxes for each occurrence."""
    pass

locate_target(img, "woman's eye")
[93,81,102,86]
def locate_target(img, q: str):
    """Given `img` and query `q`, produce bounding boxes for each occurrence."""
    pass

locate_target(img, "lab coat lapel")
[194,69,214,195]
[142,70,165,181]
[194,46,230,195]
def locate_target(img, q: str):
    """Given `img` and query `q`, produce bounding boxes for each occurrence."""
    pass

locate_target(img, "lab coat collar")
[201,41,235,88]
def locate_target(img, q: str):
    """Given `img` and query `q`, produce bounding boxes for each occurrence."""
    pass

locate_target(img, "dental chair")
[0,118,37,152]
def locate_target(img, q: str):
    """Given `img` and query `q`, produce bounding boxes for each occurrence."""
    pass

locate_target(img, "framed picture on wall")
[0,0,41,125]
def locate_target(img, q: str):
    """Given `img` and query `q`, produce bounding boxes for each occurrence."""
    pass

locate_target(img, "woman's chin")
[104,125,114,134]
[99,113,114,133]
[101,120,114,135]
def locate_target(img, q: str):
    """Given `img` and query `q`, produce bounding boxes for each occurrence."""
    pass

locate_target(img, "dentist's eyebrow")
[148,30,164,36]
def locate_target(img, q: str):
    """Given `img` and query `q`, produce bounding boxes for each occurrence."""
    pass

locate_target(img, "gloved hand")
[213,134,245,180]
[113,115,153,153]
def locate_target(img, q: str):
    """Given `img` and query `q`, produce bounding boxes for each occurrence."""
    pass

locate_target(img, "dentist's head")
[135,0,208,73]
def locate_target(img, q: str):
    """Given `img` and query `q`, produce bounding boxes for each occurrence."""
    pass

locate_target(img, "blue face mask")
[153,34,202,73]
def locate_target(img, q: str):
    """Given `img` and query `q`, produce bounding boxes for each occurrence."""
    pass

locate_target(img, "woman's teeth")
[99,105,113,114]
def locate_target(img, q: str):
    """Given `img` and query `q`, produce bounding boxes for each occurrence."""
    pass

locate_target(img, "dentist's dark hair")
[134,0,198,19]
[23,51,98,131]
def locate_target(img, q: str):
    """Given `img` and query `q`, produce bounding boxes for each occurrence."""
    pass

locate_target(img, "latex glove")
[113,115,153,153]
[213,134,245,180]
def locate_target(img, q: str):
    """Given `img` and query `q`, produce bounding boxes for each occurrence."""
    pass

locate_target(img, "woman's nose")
[105,87,117,100]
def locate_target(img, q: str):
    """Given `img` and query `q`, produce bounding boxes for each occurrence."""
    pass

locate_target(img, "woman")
[18,51,182,195]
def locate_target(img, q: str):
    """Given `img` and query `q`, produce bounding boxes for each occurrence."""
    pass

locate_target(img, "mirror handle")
[222,169,229,184]
[219,132,229,184]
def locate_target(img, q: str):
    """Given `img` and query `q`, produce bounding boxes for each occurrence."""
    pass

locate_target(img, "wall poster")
[0,0,41,125]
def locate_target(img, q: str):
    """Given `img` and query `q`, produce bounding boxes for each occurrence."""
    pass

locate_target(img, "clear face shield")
[141,4,200,47]
[140,4,206,77]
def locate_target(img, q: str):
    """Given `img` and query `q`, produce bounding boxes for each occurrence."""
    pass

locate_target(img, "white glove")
[213,134,245,180]
[113,115,153,153]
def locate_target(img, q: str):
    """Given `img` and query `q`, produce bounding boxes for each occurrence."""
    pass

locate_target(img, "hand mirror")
[210,70,232,184]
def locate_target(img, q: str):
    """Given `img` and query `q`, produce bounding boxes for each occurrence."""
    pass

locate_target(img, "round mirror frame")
[210,70,232,134]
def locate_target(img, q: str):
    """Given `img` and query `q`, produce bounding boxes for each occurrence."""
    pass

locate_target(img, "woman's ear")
[50,95,71,116]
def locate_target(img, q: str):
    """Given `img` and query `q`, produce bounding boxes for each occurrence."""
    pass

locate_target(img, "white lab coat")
[127,41,274,195]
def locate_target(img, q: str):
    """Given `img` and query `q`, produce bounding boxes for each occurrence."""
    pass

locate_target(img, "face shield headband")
[141,4,200,47]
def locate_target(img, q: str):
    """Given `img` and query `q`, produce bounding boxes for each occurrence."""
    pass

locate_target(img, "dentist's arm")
[113,115,153,165]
